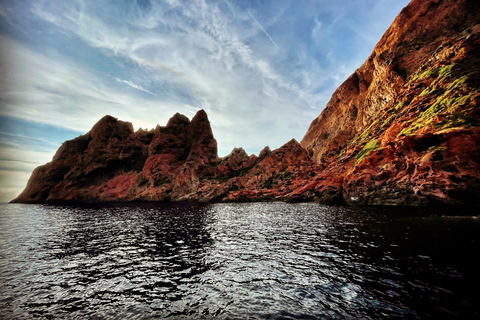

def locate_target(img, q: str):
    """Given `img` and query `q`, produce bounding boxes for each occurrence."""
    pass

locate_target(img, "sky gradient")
[0,0,410,202]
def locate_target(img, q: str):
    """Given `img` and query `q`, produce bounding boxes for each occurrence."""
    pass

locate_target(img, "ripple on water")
[0,202,479,319]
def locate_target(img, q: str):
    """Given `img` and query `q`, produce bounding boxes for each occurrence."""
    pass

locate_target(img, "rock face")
[11,0,480,206]
[13,110,217,203]
[300,0,480,205]
[12,110,316,204]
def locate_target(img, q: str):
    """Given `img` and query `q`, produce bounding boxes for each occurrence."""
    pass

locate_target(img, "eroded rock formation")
[300,0,480,205]
[12,0,480,206]
[12,110,317,204]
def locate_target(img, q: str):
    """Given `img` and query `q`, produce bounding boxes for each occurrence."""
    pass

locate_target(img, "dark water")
[0,203,479,319]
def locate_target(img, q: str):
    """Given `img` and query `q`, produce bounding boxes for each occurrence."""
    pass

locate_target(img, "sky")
[0,0,410,202]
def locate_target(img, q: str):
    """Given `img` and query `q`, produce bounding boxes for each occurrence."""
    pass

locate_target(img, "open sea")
[0,202,479,319]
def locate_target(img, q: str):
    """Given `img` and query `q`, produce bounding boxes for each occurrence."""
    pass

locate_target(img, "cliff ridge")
[12,0,480,206]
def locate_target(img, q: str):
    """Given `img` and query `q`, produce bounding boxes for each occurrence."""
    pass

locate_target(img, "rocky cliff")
[12,109,319,204]
[300,0,480,205]
[12,0,480,206]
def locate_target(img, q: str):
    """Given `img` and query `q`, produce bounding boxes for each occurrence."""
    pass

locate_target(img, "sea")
[0,202,479,319]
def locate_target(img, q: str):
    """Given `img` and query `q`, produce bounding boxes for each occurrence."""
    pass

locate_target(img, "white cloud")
[115,78,156,95]
[312,16,322,42]
[0,147,55,170]
[0,147,64,202]
[22,0,327,155]
[0,36,193,131]
[0,131,60,149]
[4,0,405,157]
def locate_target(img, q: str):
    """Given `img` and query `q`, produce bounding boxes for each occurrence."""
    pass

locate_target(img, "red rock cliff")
[11,110,318,204]
[11,0,480,206]
[300,0,480,205]
[12,110,219,203]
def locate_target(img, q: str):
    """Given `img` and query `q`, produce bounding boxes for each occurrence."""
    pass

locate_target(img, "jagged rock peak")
[271,139,310,161]
[220,147,250,165]
[191,109,209,122]
[187,109,216,144]
[226,147,248,158]
[258,146,272,159]
[283,138,302,149]
[166,113,191,128]
[89,115,134,140]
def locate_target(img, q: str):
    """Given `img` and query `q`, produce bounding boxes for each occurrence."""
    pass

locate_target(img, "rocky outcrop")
[11,110,319,204]
[300,0,480,205]
[11,0,480,206]
[13,110,221,203]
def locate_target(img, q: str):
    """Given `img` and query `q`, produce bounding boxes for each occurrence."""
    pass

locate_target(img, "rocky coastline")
[11,0,480,206]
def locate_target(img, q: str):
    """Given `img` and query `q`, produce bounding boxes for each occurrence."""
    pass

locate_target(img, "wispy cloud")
[247,9,279,50]
[115,78,156,95]
[0,147,56,170]
[0,147,54,202]
[0,36,191,132]
[0,131,60,149]
[22,0,325,150]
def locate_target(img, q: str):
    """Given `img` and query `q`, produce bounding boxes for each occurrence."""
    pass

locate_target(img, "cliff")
[300,0,480,205]
[12,110,319,204]
[12,0,480,206]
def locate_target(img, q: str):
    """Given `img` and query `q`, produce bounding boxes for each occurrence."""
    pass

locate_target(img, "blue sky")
[0,0,410,202]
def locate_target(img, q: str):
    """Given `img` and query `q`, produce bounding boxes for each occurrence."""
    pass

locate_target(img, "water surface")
[0,202,479,319]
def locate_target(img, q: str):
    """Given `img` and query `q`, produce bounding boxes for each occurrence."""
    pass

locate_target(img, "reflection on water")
[0,203,479,319]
